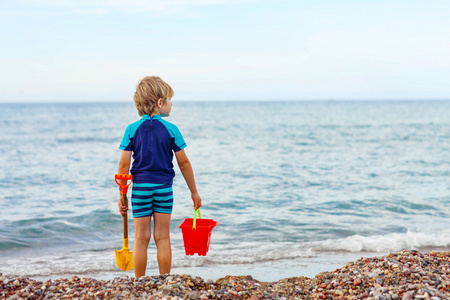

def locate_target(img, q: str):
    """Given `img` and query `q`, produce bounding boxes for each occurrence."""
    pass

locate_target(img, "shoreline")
[1,250,449,299]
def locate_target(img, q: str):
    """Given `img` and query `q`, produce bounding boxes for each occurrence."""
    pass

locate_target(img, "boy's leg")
[133,216,152,277]
[153,212,172,274]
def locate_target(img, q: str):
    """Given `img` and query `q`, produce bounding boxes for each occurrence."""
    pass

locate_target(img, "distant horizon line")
[1,98,450,104]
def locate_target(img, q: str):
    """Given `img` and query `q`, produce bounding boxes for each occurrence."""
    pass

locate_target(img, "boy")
[117,76,202,277]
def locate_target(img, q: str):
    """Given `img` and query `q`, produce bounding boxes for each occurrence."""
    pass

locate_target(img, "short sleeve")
[119,119,145,151]
[173,127,187,152]
[119,126,133,151]
[159,119,187,152]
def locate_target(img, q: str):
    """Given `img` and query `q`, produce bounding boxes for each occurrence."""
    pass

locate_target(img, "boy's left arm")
[118,150,132,216]
[175,149,202,210]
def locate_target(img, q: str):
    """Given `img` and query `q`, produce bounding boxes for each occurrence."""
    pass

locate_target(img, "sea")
[0,100,449,282]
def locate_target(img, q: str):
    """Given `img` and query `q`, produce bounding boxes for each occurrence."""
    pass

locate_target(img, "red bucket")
[179,209,218,256]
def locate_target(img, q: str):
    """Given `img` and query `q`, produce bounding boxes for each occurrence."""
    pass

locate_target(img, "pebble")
[0,250,449,299]
[12,279,20,287]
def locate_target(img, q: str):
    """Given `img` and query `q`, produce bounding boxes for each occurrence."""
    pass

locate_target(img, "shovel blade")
[115,248,134,271]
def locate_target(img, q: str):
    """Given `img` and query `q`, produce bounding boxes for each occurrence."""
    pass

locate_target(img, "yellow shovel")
[114,174,133,271]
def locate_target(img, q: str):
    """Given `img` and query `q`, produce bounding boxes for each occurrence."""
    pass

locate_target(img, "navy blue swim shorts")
[131,182,173,218]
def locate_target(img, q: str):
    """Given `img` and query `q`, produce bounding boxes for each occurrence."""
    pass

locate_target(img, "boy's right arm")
[118,150,132,216]
[175,149,202,210]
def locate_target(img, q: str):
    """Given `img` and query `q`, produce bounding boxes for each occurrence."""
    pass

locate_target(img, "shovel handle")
[115,174,132,240]
[121,193,129,239]
[115,174,132,194]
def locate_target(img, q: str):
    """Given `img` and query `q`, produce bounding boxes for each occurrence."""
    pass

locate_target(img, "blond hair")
[133,76,174,116]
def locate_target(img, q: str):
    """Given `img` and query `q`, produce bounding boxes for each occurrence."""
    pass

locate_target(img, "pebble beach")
[2,250,450,299]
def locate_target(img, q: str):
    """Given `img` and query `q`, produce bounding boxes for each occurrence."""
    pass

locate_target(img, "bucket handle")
[192,209,201,230]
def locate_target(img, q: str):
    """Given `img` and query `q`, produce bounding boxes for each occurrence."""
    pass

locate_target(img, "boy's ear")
[157,98,163,107]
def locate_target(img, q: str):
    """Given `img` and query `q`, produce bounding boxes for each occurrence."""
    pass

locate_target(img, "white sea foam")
[185,230,450,268]
[310,230,450,253]
[2,230,450,281]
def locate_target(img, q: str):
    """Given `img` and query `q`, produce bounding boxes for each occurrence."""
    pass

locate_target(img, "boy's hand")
[118,196,128,216]
[192,192,202,210]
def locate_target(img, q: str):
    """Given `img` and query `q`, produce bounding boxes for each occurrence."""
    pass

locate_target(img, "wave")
[0,210,122,252]
[172,230,450,268]
[2,230,449,279]
[310,230,450,253]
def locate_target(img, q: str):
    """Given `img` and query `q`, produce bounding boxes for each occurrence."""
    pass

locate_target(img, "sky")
[0,0,449,102]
